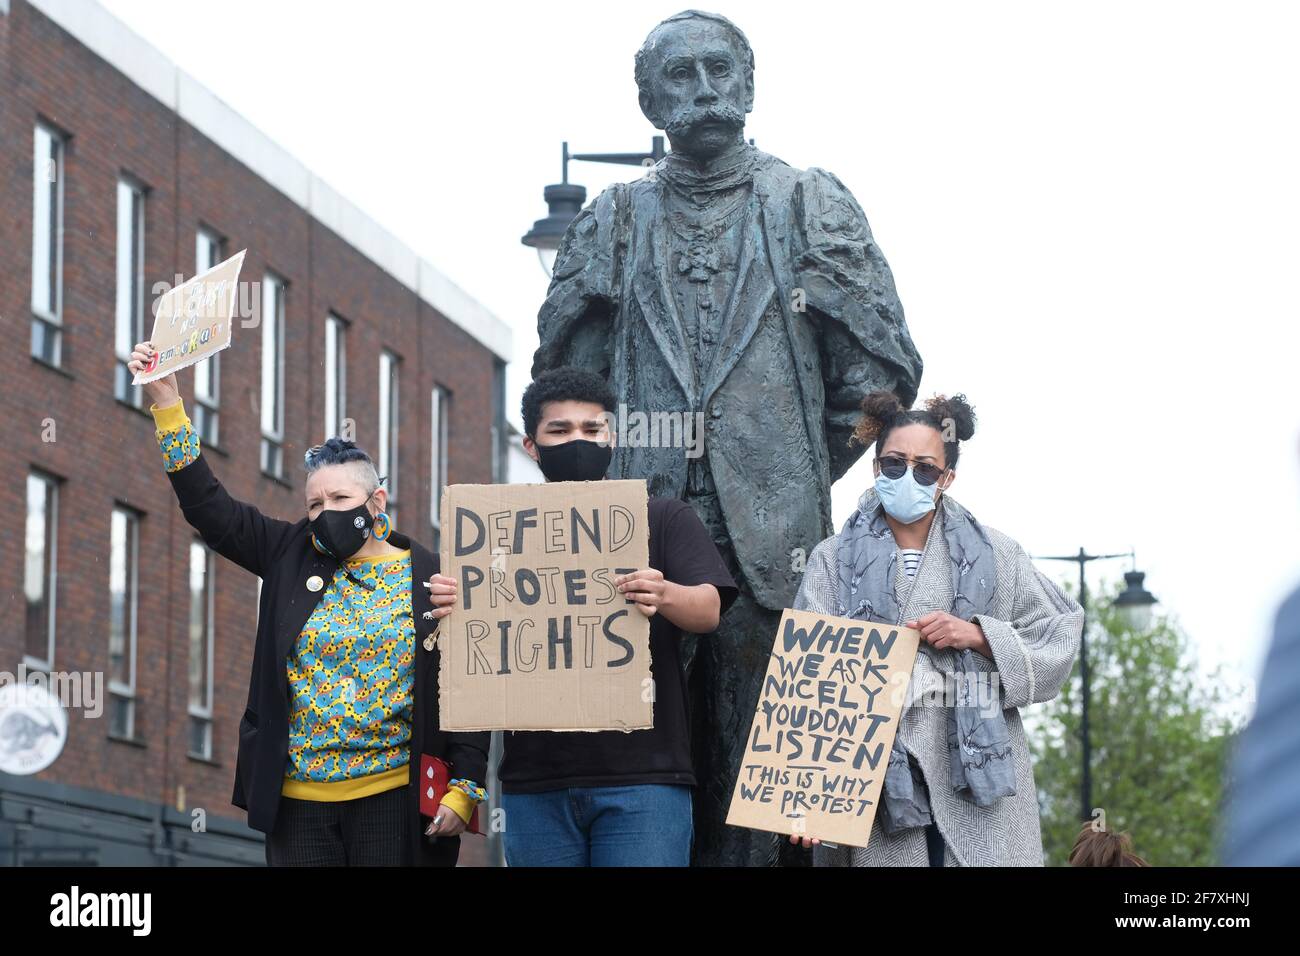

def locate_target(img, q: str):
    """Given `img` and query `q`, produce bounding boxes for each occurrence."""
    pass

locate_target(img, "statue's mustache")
[664,102,746,138]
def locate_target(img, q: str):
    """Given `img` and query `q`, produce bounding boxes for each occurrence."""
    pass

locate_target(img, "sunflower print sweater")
[150,399,483,822]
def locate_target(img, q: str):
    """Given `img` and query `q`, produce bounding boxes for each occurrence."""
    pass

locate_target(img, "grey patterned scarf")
[835,488,1016,834]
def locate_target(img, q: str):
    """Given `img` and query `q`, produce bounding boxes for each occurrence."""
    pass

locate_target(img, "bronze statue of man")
[533,9,923,866]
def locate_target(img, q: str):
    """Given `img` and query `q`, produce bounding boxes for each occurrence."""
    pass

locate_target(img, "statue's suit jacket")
[534,149,923,610]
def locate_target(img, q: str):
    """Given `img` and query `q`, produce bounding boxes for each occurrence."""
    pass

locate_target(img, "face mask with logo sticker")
[309,491,378,560]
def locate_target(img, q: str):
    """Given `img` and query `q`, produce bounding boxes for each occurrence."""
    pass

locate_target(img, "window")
[430,386,449,549]
[31,123,64,365]
[193,229,223,444]
[108,507,140,739]
[492,360,507,483]
[188,540,215,759]
[324,314,347,439]
[24,472,58,670]
[378,350,399,527]
[260,274,286,477]
[114,177,147,406]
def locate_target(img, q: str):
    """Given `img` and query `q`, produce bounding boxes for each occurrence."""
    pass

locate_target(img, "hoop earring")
[371,512,391,542]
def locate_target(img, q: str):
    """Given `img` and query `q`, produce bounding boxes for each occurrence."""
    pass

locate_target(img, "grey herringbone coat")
[794,491,1083,866]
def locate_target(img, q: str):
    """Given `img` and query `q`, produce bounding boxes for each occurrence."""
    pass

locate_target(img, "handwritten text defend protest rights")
[437,480,653,732]
[727,609,920,848]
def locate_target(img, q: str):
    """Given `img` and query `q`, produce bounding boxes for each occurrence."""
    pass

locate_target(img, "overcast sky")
[100,0,1300,711]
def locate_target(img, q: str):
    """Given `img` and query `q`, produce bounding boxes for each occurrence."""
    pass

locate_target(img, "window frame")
[187,538,216,760]
[324,313,348,440]
[108,505,141,740]
[192,227,224,445]
[430,385,450,543]
[114,175,147,407]
[259,272,287,478]
[378,349,400,525]
[23,470,59,672]
[491,360,507,483]
[31,122,66,366]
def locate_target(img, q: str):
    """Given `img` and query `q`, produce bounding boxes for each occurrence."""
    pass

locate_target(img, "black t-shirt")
[498,496,739,792]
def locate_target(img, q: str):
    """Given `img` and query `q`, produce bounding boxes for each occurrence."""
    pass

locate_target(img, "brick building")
[0,0,512,864]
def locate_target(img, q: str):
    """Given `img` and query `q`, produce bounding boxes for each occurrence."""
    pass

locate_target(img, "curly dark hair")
[521,367,618,438]
[850,390,977,470]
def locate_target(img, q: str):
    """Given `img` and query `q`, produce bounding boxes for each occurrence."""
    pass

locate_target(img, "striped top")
[900,548,924,578]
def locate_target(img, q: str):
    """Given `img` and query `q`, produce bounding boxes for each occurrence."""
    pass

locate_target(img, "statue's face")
[639,18,752,159]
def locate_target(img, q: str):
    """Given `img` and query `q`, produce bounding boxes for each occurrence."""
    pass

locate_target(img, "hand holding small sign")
[614,568,667,617]
[126,341,180,409]
[904,611,990,656]
[425,574,457,619]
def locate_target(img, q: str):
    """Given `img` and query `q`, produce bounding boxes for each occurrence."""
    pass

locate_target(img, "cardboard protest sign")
[132,249,246,385]
[726,608,920,847]
[437,480,653,731]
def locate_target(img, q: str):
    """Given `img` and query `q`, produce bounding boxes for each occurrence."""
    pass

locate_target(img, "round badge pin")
[307,575,324,592]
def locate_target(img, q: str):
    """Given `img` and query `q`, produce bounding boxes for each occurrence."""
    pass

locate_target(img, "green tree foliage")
[1027,585,1246,866]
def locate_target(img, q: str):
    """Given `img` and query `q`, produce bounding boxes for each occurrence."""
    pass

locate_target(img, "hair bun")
[851,390,905,447]
[925,393,976,442]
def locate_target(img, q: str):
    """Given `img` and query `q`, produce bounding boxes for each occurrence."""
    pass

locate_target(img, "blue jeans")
[501,785,693,867]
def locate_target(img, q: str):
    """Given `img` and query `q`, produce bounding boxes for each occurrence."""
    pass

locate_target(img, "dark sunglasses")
[875,455,948,487]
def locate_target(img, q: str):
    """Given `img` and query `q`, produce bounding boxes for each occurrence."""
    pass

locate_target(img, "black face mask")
[310,492,377,560]
[534,439,613,483]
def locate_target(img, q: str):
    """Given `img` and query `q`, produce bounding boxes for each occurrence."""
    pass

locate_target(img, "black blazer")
[166,453,490,866]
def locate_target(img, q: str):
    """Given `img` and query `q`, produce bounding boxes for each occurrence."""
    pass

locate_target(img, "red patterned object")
[419,754,481,835]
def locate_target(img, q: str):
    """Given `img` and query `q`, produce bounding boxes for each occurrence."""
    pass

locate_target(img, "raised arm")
[128,341,296,578]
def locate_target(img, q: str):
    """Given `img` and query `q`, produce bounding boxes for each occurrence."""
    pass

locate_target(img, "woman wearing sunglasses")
[790,390,1083,866]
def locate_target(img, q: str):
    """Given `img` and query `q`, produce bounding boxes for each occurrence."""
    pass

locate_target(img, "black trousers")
[265,784,409,866]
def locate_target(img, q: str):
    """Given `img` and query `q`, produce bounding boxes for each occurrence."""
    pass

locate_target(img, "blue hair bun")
[304,438,375,470]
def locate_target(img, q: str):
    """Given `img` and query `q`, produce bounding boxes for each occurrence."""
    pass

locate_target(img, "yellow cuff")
[440,789,476,825]
[150,399,189,432]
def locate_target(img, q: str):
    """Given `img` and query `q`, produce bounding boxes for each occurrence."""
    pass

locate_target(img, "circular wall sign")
[0,682,68,775]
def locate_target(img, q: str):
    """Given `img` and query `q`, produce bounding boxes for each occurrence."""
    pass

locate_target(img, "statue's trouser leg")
[691,585,784,867]
[680,486,783,866]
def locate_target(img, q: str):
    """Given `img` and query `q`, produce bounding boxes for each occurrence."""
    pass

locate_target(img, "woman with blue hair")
[128,339,487,866]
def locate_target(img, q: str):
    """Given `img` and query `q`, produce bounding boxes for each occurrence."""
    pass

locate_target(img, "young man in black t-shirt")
[427,368,737,866]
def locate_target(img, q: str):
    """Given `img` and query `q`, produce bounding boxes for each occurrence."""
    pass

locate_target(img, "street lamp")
[1033,547,1157,822]
[1113,568,1157,632]
[522,136,760,277]
[521,138,668,278]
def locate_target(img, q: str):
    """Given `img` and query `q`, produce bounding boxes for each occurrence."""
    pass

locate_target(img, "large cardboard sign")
[133,249,246,385]
[437,480,653,731]
[726,609,920,847]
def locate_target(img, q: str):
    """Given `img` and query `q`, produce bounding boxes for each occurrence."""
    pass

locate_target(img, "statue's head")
[635,10,754,160]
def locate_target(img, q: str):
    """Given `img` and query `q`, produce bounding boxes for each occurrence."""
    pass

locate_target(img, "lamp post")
[522,136,757,277]
[1033,548,1157,821]
[521,138,667,277]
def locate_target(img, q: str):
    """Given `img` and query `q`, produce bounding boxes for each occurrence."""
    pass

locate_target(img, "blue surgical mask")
[875,467,943,524]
